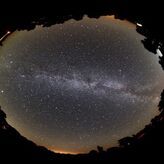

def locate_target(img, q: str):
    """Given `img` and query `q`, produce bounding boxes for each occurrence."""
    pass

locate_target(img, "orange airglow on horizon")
[49,148,80,155]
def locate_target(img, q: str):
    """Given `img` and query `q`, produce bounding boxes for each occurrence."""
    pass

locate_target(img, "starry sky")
[0,16,164,154]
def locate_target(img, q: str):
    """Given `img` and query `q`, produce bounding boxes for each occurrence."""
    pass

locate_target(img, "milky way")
[0,16,164,154]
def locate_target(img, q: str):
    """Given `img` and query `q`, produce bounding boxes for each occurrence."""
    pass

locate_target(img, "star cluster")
[0,16,163,154]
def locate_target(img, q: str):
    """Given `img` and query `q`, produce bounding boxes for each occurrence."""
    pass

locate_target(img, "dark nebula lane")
[0,15,164,154]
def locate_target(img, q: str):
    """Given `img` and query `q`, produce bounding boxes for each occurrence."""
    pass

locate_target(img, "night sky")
[0,16,164,154]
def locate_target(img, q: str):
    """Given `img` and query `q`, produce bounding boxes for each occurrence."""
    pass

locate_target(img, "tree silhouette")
[0,106,7,129]
[97,146,104,153]
[158,90,164,112]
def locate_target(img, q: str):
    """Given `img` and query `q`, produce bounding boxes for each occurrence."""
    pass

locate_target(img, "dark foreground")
[0,1,164,163]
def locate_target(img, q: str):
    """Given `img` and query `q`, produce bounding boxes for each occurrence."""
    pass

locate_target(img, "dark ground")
[0,0,164,163]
